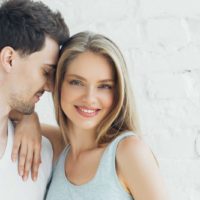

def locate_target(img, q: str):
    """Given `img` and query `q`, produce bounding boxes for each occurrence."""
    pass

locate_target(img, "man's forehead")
[36,37,59,61]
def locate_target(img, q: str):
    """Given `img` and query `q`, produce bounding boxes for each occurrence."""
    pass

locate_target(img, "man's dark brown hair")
[0,0,69,55]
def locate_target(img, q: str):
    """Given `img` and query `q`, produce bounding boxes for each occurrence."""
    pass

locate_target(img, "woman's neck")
[67,125,98,157]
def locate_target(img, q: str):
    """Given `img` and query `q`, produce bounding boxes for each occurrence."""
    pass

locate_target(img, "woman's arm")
[10,111,42,181]
[41,124,65,163]
[10,111,65,181]
[116,136,170,200]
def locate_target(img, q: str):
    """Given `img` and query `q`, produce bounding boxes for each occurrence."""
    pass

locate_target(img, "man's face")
[9,37,59,114]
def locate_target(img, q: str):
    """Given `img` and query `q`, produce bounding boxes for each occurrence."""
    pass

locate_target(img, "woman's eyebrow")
[66,74,114,83]
[98,79,114,83]
[66,74,86,81]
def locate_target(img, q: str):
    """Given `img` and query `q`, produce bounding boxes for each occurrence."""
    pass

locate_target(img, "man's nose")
[44,79,53,92]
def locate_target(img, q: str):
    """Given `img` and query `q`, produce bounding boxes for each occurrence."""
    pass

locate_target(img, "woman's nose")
[82,86,97,105]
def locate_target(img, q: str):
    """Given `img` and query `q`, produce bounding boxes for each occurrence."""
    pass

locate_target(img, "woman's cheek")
[100,92,114,109]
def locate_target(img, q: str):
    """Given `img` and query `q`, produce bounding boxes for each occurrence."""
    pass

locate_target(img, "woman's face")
[61,51,115,131]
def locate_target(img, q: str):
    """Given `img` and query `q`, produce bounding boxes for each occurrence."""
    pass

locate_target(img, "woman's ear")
[0,46,15,73]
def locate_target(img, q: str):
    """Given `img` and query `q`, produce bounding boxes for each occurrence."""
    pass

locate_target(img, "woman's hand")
[10,111,42,181]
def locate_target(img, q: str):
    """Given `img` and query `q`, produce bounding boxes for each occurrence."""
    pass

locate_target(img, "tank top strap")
[52,132,136,185]
[52,144,70,173]
[95,131,137,180]
[47,132,135,200]
[0,120,14,163]
[109,131,137,151]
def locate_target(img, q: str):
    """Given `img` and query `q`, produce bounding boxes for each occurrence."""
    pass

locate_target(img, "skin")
[0,36,59,181]
[116,136,169,199]
[61,51,115,136]
[8,37,58,114]
[14,51,170,199]
[60,51,115,185]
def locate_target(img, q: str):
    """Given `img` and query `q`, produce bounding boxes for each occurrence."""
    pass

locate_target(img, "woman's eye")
[69,80,83,86]
[98,84,113,89]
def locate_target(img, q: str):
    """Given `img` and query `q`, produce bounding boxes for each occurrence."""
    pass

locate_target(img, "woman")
[14,31,169,200]
[47,31,169,200]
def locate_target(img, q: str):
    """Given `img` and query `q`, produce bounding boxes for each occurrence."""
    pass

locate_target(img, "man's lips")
[75,106,100,118]
[34,91,44,102]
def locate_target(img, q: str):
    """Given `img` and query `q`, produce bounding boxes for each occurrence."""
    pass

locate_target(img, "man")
[0,0,69,199]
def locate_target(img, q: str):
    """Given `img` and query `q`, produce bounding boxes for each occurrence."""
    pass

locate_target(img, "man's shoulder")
[41,136,53,160]
[41,136,52,150]
[39,136,53,181]
[40,136,53,170]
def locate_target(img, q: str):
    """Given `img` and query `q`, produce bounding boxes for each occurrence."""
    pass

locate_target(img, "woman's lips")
[75,106,100,118]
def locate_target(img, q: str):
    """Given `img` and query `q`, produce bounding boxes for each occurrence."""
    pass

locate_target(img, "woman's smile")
[75,105,101,118]
[61,51,114,131]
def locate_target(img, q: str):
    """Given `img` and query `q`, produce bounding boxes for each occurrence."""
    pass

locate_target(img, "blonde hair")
[53,31,140,144]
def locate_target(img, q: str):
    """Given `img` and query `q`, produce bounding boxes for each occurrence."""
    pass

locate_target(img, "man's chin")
[16,105,35,115]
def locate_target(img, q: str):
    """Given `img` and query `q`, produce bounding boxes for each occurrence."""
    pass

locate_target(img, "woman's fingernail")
[20,170,23,176]
[23,176,28,181]
[33,176,36,181]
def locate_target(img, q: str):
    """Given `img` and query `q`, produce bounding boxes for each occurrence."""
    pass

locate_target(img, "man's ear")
[0,46,15,73]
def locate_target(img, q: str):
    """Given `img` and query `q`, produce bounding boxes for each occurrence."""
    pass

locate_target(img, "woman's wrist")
[9,110,39,126]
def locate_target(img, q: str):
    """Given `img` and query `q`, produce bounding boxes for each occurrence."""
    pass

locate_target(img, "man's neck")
[0,93,11,158]
[0,69,11,135]
[0,109,9,138]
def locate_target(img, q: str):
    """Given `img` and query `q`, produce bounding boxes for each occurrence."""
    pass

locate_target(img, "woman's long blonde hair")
[53,31,140,144]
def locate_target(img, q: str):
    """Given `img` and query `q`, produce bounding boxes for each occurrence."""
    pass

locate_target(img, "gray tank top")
[46,131,135,200]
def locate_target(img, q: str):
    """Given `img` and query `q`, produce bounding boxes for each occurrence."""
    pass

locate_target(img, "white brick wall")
[34,0,200,199]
